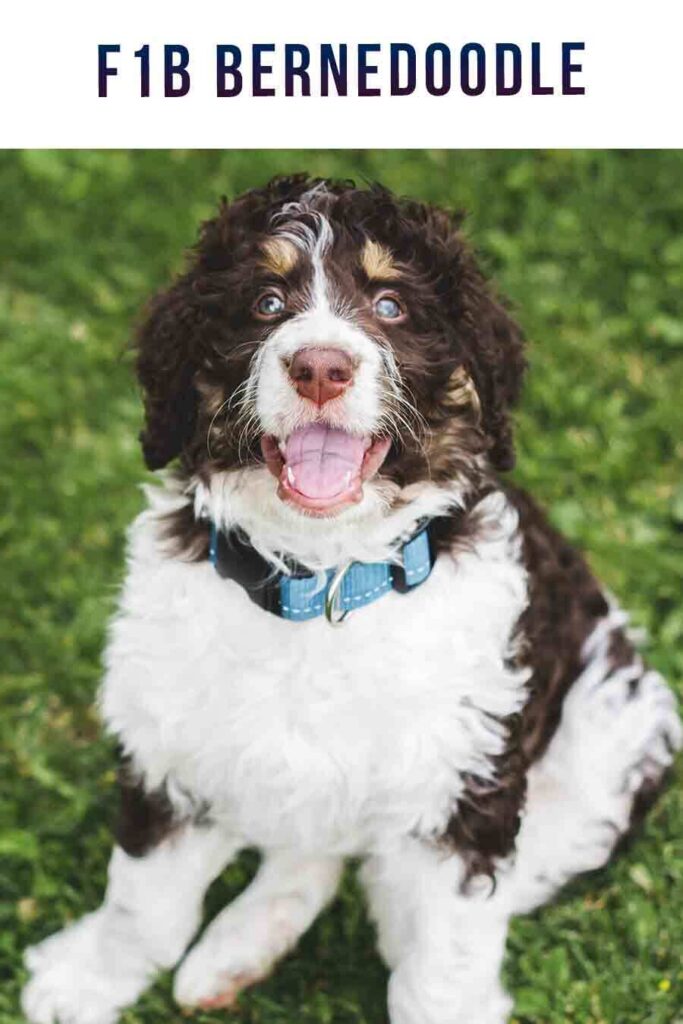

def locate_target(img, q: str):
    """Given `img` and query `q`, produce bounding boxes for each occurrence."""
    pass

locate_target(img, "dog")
[22,175,682,1024]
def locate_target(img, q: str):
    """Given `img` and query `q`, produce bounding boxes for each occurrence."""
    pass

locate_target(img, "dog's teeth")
[279,441,286,456]
[287,467,296,485]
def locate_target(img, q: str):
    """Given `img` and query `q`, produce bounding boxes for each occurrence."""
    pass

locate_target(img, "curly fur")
[132,173,678,887]
[136,175,525,484]
[21,175,681,1024]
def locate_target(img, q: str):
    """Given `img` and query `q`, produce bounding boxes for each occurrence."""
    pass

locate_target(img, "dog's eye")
[374,293,405,321]
[254,292,286,319]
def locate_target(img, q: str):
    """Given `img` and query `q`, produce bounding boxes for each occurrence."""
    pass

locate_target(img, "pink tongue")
[284,424,367,499]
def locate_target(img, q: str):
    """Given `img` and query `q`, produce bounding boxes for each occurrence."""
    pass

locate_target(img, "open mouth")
[261,424,392,516]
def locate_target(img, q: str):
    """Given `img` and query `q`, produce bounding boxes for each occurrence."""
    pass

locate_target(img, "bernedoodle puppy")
[22,175,681,1024]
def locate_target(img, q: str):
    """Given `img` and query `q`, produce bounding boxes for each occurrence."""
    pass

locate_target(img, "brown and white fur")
[22,176,681,1024]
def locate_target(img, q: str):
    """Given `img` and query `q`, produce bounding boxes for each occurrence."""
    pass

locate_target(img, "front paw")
[22,913,150,1024]
[173,924,269,1010]
[172,895,301,1010]
[388,962,512,1024]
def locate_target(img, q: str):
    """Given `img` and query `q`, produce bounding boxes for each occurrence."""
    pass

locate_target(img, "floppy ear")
[135,274,202,471]
[414,202,527,472]
[435,217,526,472]
[465,288,526,472]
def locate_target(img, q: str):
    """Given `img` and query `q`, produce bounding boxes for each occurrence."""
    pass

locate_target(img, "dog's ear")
[135,273,203,470]
[135,194,255,472]
[407,201,527,472]
[464,286,526,472]
[430,210,526,473]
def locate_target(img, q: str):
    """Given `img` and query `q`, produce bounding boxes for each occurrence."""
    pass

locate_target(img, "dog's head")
[136,175,525,522]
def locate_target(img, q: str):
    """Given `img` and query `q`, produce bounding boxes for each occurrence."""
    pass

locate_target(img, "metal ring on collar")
[324,561,354,625]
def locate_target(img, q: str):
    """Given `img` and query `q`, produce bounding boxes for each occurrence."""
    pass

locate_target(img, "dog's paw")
[562,662,681,790]
[22,913,150,1024]
[389,969,512,1024]
[174,948,267,1010]
[174,963,266,1011]
[173,898,298,1010]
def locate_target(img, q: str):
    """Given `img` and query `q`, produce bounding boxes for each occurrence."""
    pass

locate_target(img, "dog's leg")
[22,825,238,1024]
[173,849,342,1009]
[363,840,512,1024]
[499,656,681,915]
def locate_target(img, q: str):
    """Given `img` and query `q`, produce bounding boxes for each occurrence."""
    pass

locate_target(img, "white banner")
[0,0,681,148]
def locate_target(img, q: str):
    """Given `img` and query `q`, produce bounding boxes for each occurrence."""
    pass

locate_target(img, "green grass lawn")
[1,150,683,1024]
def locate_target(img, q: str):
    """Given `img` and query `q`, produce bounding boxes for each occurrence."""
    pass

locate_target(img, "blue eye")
[374,294,404,321]
[255,292,286,318]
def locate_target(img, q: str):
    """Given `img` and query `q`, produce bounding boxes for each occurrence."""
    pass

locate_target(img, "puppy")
[22,175,681,1024]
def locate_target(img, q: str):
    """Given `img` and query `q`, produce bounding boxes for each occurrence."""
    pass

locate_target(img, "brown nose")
[288,347,354,405]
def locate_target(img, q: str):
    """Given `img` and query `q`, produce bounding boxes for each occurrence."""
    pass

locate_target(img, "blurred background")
[1,150,682,1023]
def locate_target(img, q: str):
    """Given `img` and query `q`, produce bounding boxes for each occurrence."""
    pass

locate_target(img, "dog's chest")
[103,522,528,853]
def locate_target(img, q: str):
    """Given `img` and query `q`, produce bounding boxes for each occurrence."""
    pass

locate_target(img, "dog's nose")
[288,347,354,405]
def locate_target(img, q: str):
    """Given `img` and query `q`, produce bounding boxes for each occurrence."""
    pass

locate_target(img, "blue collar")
[209,521,435,624]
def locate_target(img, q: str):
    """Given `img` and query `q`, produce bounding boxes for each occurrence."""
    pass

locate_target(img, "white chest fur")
[100,493,529,855]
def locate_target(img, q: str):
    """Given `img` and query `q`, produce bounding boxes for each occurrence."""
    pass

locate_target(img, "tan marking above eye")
[260,237,299,276]
[361,239,400,281]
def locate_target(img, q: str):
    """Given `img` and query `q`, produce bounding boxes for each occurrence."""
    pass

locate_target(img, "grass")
[1,150,683,1024]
